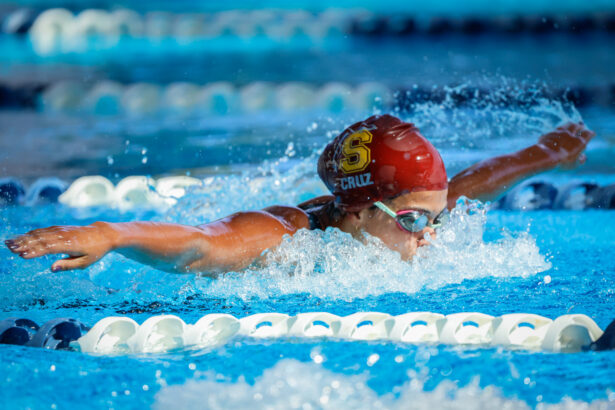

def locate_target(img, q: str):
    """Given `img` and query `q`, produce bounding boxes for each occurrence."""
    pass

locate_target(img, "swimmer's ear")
[353,208,373,222]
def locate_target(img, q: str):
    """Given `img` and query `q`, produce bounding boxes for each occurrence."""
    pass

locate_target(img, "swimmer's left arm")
[446,122,595,208]
[4,206,309,275]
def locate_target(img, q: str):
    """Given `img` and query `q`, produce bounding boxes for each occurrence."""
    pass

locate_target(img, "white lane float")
[439,313,495,345]
[238,313,291,338]
[174,13,206,38]
[28,8,356,54]
[29,8,73,55]
[40,81,86,112]
[163,82,201,112]
[76,317,138,354]
[239,82,276,112]
[127,315,186,353]
[58,175,200,210]
[59,176,115,207]
[541,314,604,352]
[389,312,444,343]
[121,83,162,116]
[73,312,606,354]
[276,82,316,111]
[114,176,161,211]
[65,9,120,51]
[155,176,201,203]
[39,80,394,115]
[491,313,552,349]
[338,312,393,340]
[185,314,240,347]
[287,313,342,338]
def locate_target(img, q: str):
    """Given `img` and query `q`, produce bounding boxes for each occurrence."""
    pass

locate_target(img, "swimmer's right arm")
[446,122,595,208]
[4,207,309,275]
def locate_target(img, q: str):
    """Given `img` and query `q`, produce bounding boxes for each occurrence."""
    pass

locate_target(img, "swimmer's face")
[347,190,448,260]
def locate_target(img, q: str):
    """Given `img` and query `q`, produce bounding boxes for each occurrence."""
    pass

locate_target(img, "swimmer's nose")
[417,227,436,248]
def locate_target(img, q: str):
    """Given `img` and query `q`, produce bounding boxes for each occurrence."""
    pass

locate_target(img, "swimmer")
[5,114,595,274]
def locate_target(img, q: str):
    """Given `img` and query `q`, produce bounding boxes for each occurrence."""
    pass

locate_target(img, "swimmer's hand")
[537,122,595,169]
[5,222,115,272]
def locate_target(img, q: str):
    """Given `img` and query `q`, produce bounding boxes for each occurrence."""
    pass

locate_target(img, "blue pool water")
[2,2,615,408]
[1,93,615,409]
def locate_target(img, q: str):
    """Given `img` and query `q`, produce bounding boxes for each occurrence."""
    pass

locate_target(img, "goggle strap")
[373,201,398,219]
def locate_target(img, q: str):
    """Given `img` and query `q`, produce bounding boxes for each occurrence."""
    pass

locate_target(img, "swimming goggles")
[374,201,449,233]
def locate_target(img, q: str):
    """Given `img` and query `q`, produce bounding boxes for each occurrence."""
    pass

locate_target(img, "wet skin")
[5,122,594,274]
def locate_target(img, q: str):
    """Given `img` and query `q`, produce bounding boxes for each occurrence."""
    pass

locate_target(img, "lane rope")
[9,8,615,55]
[0,312,608,354]
[2,176,615,210]
[0,80,609,112]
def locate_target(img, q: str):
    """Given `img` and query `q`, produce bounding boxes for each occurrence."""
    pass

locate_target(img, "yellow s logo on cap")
[340,129,372,174]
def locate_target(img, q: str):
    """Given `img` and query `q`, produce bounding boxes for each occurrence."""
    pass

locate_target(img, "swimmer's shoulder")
[261,205,311,232]
[263,196,335,232]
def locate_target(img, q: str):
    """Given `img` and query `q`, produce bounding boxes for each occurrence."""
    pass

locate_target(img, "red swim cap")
[318,114,448,212]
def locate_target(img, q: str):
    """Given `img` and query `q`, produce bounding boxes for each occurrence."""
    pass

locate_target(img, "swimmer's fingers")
[5,227,81,259]
[5,233,49,258]
[562,122,596,144]
[51,255,96,272]
[539,123,596,165]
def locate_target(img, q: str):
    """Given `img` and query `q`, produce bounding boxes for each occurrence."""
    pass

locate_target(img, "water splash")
[162,151,328,226]
[195,199,550,301]
[154,359,608,410]
[395,80,583,150]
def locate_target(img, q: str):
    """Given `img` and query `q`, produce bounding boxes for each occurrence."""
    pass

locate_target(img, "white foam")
[193,199,550,301]
[154,359,609,410]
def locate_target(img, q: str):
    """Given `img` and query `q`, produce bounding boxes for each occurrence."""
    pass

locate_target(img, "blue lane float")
[0,318,39,346]
[0,177,67,206]
[2,312,613,354]
[0,178,25,205]
[26,318,88,350]
[25,177,68,205]
[498,181,559,211]
[587,183,615,209]
[1,8,37,35]
[553,181,600,210]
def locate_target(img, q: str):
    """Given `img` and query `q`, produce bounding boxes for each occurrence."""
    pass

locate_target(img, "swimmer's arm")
[5,207,309,275]
[446,122,595,208]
